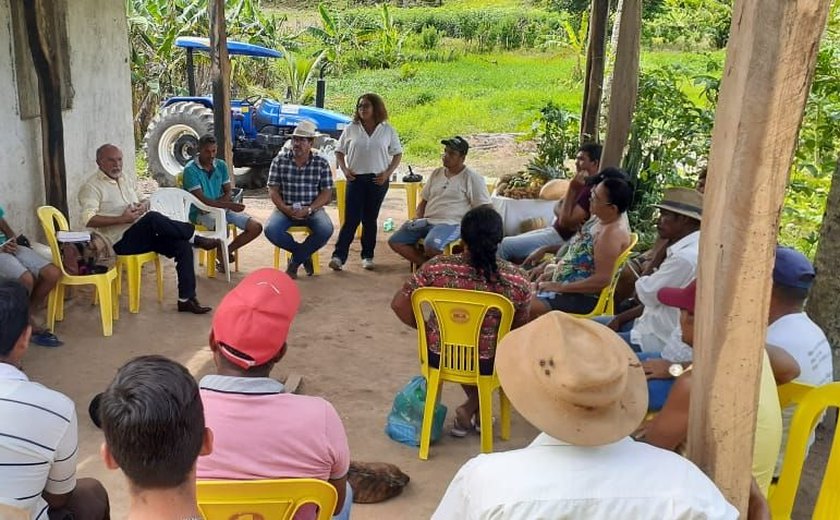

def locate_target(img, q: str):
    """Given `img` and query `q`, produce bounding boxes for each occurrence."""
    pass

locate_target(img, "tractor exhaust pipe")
[315,67,326,108]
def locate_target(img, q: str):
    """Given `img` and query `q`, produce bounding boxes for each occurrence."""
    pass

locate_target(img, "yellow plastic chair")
[411,287,514,460]
[36,206,119,337]
[411,239,462,272]
[196,478,338,520]
[769,382,840,520]
[115,251,163,313]
[778,381,817,409]
[569,232,638,319]
[272,226,321,275]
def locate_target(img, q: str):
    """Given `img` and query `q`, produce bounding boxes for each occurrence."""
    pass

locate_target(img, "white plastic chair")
[149,188,232,282]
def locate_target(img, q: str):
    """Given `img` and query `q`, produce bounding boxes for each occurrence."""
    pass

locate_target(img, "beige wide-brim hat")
[496,311,648,446]
[653,187,703,221]
[291,120,322,139]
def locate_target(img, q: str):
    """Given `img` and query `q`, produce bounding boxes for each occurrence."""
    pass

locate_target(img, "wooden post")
[600,0,641,168]
[689,0,832,514]
[209,0,233,169]
[22,0,68,215]
[806,159,840,377]
[579,0,609,143]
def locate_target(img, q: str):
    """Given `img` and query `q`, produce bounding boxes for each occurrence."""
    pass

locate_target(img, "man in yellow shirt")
[636,280,794,495]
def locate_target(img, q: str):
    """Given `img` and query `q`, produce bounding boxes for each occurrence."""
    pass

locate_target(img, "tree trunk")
[23,0,68,215]
[209,0,233,169]
[806,158,840,381]
[600,0,625,130]
[580,0,609,143]
[600,0,641,169]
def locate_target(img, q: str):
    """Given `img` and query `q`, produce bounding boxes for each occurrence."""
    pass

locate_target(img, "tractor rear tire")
[144,101,214,187]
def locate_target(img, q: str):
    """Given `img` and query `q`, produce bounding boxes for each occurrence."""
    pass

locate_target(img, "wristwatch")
[668,363,685,378]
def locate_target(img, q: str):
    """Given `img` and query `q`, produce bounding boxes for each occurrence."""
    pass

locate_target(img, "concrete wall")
[0,0,135,238]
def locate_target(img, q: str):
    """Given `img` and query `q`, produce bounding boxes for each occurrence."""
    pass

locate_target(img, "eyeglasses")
[590,191,613,206]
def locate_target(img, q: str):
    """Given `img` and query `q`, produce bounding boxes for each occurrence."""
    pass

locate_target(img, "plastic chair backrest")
[149,188,193,223]
[36,206,71,276]
[770,382,840,520]
[410,287,514,378]
[572,232,638,318]
[196,478,338,520]
[778,381,817,409]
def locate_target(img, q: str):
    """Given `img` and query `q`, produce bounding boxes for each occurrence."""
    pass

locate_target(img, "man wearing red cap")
[196,268,352,520]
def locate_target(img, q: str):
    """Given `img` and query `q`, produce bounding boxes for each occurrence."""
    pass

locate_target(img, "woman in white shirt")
[330,94,403,271]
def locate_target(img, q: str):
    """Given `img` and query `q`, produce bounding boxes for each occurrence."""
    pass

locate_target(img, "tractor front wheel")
[143,101,214,187]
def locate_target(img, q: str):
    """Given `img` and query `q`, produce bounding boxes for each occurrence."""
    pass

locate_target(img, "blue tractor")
[143,37,350,188]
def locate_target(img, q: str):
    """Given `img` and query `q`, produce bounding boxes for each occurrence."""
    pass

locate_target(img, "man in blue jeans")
[265,121,335,279]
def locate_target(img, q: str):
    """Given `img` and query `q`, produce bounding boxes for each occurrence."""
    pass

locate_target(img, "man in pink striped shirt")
[196,268,351,520]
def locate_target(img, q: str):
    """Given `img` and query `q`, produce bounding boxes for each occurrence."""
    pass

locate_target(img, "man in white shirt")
[0,281,109,519]
[596,187,702,409]
[766,246,833,473]
[388,136,491,266]
[79,144,222,314]
[433,311,739,520]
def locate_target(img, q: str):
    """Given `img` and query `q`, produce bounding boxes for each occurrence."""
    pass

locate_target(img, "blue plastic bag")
[385,376,447,447]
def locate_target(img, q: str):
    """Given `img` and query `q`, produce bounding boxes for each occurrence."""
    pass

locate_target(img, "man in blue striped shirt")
[0,281,109,519]
[265,121,335,279]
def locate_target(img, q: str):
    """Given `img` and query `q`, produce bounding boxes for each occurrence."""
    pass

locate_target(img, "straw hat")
[496,312,647,446]
[653,187,703,221]
[291,120,322,139]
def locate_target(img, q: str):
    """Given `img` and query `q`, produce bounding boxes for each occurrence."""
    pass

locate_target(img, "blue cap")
[773,246,815,290]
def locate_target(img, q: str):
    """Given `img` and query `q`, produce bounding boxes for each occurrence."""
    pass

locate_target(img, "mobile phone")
[407,218,429,230]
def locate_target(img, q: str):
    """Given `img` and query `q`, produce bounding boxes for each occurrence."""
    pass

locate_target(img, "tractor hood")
[175,36,283,58]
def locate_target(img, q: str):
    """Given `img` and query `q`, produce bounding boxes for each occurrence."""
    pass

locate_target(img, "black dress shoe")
[303,258,315,276]
[193,235,221,251]
[178,297,211,314]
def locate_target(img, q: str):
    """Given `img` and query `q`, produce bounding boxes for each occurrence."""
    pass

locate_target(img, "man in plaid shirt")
[265,121,335,278]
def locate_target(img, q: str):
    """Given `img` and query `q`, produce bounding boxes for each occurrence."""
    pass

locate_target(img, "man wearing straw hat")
[597,187,703,409]
[264,121,335,279]
[432,312,739,519]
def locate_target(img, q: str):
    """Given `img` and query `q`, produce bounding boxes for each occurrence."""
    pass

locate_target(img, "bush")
[420,25,440,50]
[337,7,570,52]
[622,65,715,246]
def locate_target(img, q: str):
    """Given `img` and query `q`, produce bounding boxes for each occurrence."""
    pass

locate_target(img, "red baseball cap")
[657,279,697,313]
[212,268,301,369]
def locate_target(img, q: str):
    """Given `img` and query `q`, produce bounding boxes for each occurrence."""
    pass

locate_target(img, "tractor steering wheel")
[242,95,263,107]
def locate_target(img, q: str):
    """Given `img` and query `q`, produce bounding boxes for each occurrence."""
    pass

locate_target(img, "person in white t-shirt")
[0,281,109,519]
[330,93,403,271]
[767,246,833,474]
[388,136,491,266]
[433,311,741,520]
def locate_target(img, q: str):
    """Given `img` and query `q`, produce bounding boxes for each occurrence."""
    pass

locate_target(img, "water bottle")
[383,217,395,232]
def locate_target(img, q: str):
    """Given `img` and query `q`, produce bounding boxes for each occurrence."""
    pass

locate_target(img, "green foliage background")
[128,0,839,255]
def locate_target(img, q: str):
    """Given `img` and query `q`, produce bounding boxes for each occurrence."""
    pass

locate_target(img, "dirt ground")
[21,137,834,518]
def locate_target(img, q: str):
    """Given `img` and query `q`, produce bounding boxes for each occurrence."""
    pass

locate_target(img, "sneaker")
[329,256,344,271]
[361,258,375,270]
[31,330,63,348]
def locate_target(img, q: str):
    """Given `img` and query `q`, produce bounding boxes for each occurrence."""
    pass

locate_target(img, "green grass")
[324,50,581,164]
[321,49,724,165]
